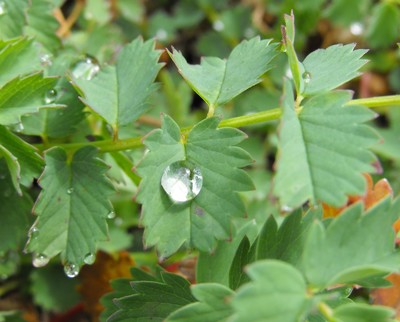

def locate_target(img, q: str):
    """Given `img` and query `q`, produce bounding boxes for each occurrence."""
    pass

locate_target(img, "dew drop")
[40,53,52,67]
[64,263,79,278]
[71,56,100,80]
[29,226,39,239]
[83,253,96,265]
[213,20,224,31]
[161,161,203,203]
[67,187,74,194]
[350,22,363,36]
[14,122,24,133]
[155,29,168,41]
[107,211,115,219]
[44,89,57,104]
[32,253,49,268]
[302,71,311,84]
[281,205,293,212]
[0,1,7,16]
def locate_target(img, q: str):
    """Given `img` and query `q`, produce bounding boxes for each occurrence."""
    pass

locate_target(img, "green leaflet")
[332,303,395,322]
[166,283,235,322]
[25,146,114,268]
[274,80,378,208]
[0,0,28,39]
[302,198,400,289]
[73,37,164,136]
[169,37,277,109]
[136,115,253,258]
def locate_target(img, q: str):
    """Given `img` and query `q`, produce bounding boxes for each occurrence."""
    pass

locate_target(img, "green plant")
[1,1,400,321]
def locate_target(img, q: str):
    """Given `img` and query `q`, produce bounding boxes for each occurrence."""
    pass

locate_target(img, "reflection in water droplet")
[64,263,79,278]
[213,20,224,31]
[0,1,7,16]
[44,89,57,104]
[156,29,168,41]
[302,71,311,84]
[40,53,52,67]
[67,188,74,194]
[107,211,115,219]
[84,253,96,265]
[32,253,49,267]
[71,56,100,80]
[350,22,363,36]
[161,161,203,203]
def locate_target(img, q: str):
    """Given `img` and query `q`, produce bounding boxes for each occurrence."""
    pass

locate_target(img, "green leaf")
[324,0,371,26]
[0,37,40,88]
[333,303,395,322]
[301,44,368,96]
[0,73,63,126]
[0,125,44,193]
[231,260,309,322]
[366,3,400,49]
[372,109,400,161]
[25,146,114,267]
[0,159,32,253]
[302,198,400,288]
[274,80,378,208]
[0,0,28,39]
[169,37,277,109]
[73,37,163,136]
[104,269,196,322]
[229,236,254,290]
[166,283,235,322]
[136,115,253,257]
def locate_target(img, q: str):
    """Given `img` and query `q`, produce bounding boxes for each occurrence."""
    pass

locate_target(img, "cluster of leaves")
[0,0,400,321]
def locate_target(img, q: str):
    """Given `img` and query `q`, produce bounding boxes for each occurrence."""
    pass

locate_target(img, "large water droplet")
[67,188,74,194]
[71,56,100,80]
[84,253,96,265]
[161,161,203,203]
[0,1,7,16]
[350,22,363,36]
[302,71,311,84]
[107,211,115,219]
[32,253,49,267]
[64,263,79,278]
[44,89,57,104]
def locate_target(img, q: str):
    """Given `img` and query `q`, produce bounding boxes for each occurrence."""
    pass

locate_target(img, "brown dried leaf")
[371,273,400,318]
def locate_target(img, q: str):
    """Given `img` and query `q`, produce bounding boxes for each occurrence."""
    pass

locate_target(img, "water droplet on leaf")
[83,253,96,265]
[350,22,363,36]
[67,188,74,194]
[161,161,203,203]
[32,253,49,267]
[44,89,57,104]
[40,53,52,67]
[302,71,311,84]
[14,122,24,133]
[29,227,39,239]
[0,1,7,16]
[107,211,115,219]
[64,263,79,278]
[213,20,224,31]
[156,29,168,41]
[71,56,100,80]
[281,205,293,212]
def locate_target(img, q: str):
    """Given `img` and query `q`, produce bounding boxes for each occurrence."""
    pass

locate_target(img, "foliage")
[0,0,400,321]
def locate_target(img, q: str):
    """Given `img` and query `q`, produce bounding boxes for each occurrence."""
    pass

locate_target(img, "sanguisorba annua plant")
[1,1,400,320]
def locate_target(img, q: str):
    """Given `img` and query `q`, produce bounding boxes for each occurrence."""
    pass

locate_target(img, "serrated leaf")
[25,146,114,267]
[301,44,368,96]
[0,73,63,126]
[0,125,44,193]
[0,159,32,253]
[333,303,395,322]
[166,283,235,322]
[104,269,195,322]
[136,115,253,257]
[73,37,163,136]
[169,37,277,108]
[0,0,28,39]
[302,198,400,288]
[0,37,40,88]
[274,80,378,208]
[231,260,309,322]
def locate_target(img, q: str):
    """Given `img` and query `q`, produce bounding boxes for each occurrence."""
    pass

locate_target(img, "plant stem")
[57,0,85,37]
[318,302,336,322]
[35,94,400,154]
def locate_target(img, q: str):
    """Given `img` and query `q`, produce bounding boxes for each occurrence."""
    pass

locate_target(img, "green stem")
[35,94,400,154]
[318,302,336,322]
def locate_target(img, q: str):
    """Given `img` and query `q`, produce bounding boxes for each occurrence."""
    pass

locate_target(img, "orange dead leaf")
[371,273,400,318]
[77,251,134,321]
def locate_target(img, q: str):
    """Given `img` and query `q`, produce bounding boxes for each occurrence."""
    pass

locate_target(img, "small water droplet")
[107,211,115,219]
[40,53,52,67]
[64,263,79,278]
[161,161,203,203]
[67,188,74,194]
[156,29,168,41]
[44,89,57,104]
[29,226,39,239]
[83,253,96,265]
[71,56,100,80]
[281,205,293,212]
[32,253,49,267]
[302,71,311,84]
[285,67,293,79]
[213,20,224,31]
[350,22,363,36]
[14,122,24,133]
[0,1,7,16]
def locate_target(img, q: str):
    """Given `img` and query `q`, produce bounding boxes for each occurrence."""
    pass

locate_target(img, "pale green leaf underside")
[302,44,368,96]
[136,115,253,257]
[74,37,163,131]
[0,0,28,39]
[25,146,114,267]
[231,260,308,322]
[274,80,378,208]
[333,303,395,322]
[169,37,277,107]
[167,283,235,322]
[0,73,63,126]
[0,125,43,193]
[302,198,400,288]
